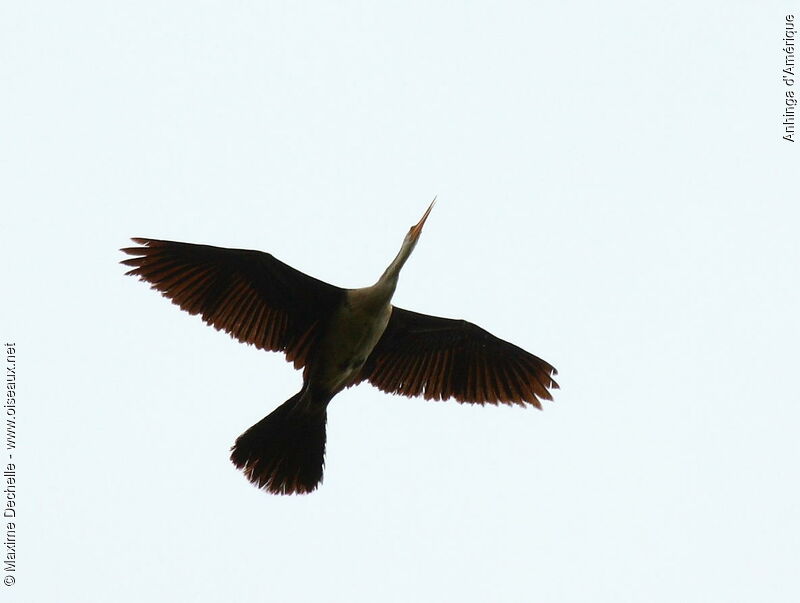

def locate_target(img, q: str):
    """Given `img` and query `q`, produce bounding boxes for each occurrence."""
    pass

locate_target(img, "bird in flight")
[121,199,558,494]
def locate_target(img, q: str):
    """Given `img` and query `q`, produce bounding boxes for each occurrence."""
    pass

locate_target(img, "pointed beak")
[409,196,436,240]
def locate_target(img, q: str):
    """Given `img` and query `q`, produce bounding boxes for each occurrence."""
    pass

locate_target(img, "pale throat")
[377,236,417,289]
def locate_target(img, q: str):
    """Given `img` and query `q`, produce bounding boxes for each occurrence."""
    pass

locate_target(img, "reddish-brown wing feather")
[121,238,345,369]
[360,307,558,408]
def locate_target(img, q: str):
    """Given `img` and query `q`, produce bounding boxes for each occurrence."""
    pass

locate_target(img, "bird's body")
[122,200,558,494]
[313,285,394,395]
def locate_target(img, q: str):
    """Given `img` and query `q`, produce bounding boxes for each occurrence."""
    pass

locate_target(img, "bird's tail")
[230,391,328,495]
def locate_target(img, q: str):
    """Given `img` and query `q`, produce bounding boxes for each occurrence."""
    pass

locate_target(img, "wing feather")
[360,307,558,408]
[121,238,345,369]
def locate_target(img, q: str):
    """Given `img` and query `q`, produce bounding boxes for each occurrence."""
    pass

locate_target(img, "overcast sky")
[2,2,798,602]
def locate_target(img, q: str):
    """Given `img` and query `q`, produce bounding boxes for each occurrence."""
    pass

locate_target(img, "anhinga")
[121,200,558,494]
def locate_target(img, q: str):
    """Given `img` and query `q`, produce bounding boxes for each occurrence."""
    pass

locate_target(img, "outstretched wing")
[360,307,558,408]
[121,238,345,369]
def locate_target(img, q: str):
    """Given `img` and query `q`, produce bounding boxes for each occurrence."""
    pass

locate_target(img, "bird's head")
[377,197,437,287]
[405,196,436,248]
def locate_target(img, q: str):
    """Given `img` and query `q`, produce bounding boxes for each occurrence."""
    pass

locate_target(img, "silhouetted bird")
[121,200,558,494]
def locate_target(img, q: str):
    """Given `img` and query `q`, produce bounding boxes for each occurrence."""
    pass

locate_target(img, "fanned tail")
[230,392,327,495]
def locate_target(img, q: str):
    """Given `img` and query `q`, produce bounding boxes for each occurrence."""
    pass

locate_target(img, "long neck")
[375,236,416,294]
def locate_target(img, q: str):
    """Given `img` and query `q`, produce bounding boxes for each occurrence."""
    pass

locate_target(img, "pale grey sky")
[2,2,798,602]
